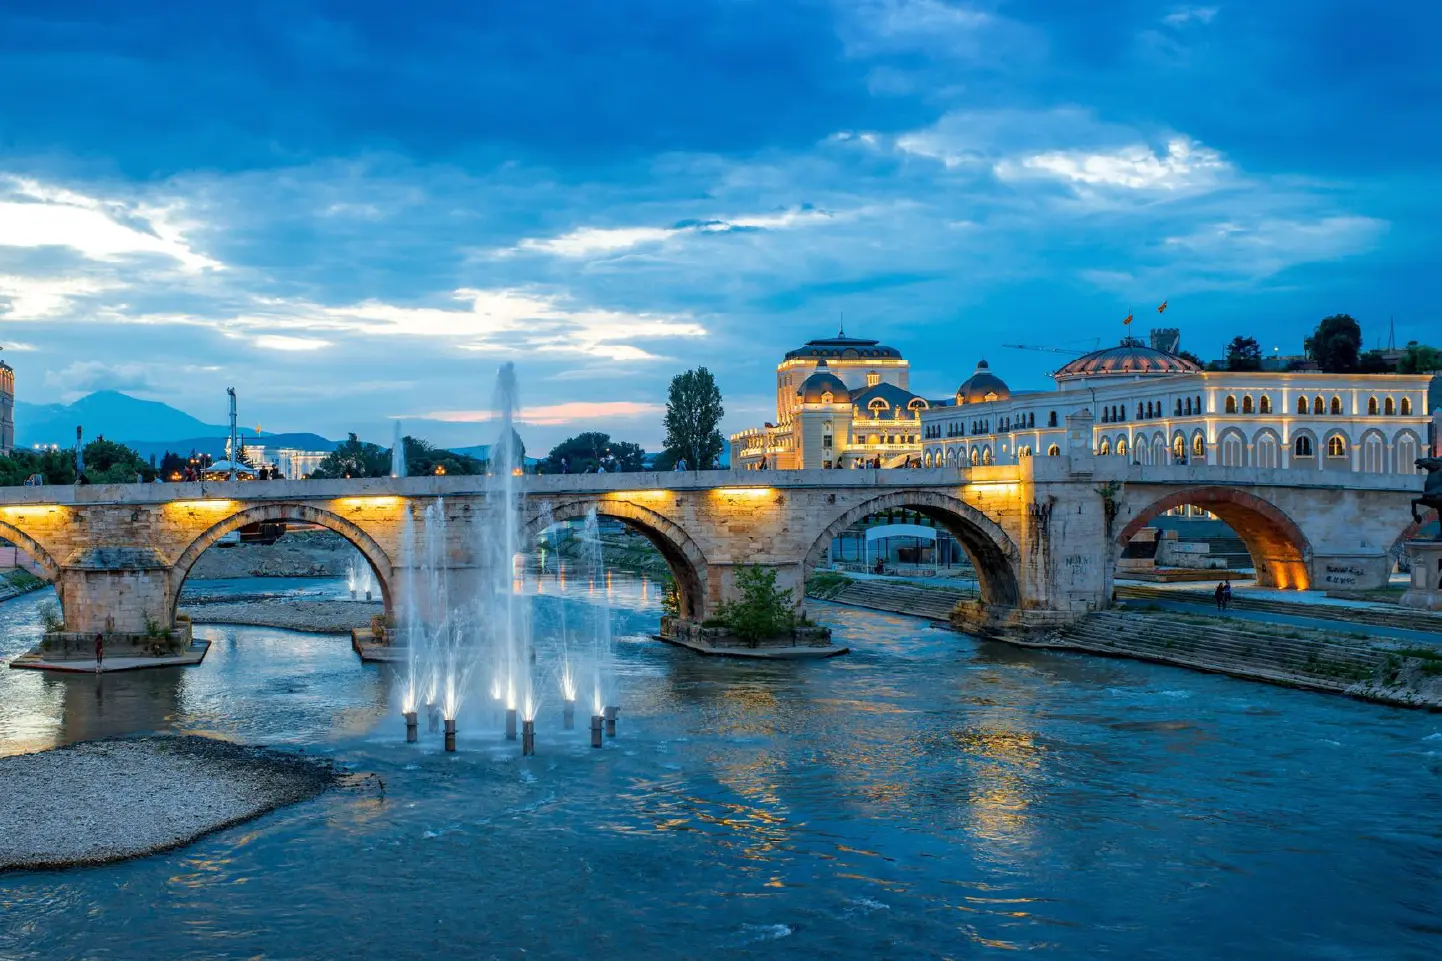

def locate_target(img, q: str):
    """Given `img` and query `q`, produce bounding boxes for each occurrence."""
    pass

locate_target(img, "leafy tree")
[158,451,187,479]
[1305,314,1363,373]
[478,428,527,473]
[1224,336,1262,372]
[80,438,156,483]
[1399,341,1442,375]
[711,565,794,645]
[401,436,484,477]
[542,431,645,473]
[1177,349,1205,368]
[309,433,390,479]
[1358,350,1393,374]
[0,447,77,486]
[663,367,724,470]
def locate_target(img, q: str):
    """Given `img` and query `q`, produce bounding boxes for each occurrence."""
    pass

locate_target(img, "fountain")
[347,557,375,602]
[392,421,407,478]
[391,362,620,755]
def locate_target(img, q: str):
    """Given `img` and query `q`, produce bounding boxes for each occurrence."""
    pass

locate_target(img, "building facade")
[0,359,13,453]
[730,331,929,469]
[920,339,1435,475]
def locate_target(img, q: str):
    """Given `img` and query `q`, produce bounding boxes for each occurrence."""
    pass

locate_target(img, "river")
[1,574,1440,959]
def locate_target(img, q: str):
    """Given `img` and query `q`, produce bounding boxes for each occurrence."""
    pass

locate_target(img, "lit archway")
[1116,486,1313,589]
[802,490,1021,607]
[522,498,710,620]
[168,502,396,622]
[0,519,63,608]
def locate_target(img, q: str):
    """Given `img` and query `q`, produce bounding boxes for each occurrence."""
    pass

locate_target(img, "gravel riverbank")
[0,736,339,872]
[183,599,382,634]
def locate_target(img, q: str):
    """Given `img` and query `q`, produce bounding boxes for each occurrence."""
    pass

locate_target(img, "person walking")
[1222,580,1233,611]
[1214,581,1225,612]
[94,632,104,673]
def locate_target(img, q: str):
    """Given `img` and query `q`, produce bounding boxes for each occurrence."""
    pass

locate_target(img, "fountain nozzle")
[604,705,618,738]
[563,698,575,730]
[590,714,603,748]
[505,708,518,741]
[522,719,535,756]
[444,718,456,752]
[404,711,418,743]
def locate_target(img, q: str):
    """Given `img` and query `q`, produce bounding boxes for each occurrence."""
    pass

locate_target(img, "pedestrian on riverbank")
[94,633,104,673]
[1223,580,1233,611]
[1214,581,1225,612]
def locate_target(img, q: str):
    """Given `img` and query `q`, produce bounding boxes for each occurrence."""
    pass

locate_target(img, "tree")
[542,431,645,473]
[1358,350,1393,374]
[663,367,724,470]
[711,565,794,644]
[1305,314,1363,373]
[401,436,484,477]
[1177,349,1205,368]
[1224,336,1262,372]
[1399,341,1442,375]
[309,433,390,479]
[158,451,187,480]
[0,447,77,486]
[80,437,156,483]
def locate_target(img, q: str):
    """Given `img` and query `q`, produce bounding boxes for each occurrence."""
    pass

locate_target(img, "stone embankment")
[808,577,1442,709]
[181,599,381,634]
[1115,584,1442,634]
[0,736,339,872]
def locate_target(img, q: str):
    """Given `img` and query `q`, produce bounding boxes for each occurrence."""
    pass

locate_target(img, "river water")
[1,574,1440,960]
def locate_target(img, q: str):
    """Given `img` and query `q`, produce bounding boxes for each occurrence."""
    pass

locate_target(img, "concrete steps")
[1116,584,1442,635]
[816,581,973,622]
[1034,611,1389,692]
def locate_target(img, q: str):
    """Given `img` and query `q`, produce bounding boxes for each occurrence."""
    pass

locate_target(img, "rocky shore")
[187,530,358,579]
[183,599,382,634]
[0,736,339,872]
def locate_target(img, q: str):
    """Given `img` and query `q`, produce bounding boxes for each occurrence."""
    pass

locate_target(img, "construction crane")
[1002,337,1099,356]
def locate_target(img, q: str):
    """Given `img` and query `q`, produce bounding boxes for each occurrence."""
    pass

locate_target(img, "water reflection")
[0,575,1440,960]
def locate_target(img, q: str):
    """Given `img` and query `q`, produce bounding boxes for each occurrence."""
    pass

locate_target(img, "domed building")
[920,332,1432,476]
[731,329,931,469]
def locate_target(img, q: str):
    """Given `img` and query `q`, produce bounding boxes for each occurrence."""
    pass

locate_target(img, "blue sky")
[1,0,1437,452]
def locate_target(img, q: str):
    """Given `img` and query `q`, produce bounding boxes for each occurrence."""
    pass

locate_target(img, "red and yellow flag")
[1122,313,1133,325]
[1156,300,1168,314]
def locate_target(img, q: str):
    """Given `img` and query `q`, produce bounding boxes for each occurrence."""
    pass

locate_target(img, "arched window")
[1102,408,1110,424]
[1367,396,1378,415]
[1259,395,1272,414]
[1192,433,1206,458]
[1137,403,1144,420]
[1401,397,1412,416]
[1242,395,1254,414]
[970,447,979,466]
[1028,413,1035,428]
[1330,396,1343,415]
[1019,446,1032,457]
[1398,434,1418,472]
[1174,399,1182,416]
[1255,432,1279,469]
[1195,396,1202,415]
[1172,434,1186,461]
[1049,411,1058,427]
[1362,434,1385,473]
[1313,396,1325,415]
[1116,437,1128,457]
[1327,435,1347,458]
[1098,438,1111,456]
[1296,396,1308,415]
[1221,431,1243,466]
[1185,398,1193,415]
[1225,395,1237,414]
[923,451,933,468]
[1294,435,1314,458]
[1047,444,1060,457]
[1384,397,1395,416]
[982,446,993,466]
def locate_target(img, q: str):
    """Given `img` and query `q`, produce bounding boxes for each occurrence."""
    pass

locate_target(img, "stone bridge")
[0,450,1425,641]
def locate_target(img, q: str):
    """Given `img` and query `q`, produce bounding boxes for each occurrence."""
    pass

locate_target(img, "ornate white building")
[730,330,929,469]
[920,338,1435,474]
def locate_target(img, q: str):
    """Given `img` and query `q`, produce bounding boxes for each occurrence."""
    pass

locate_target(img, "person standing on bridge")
[1214,582,1225,612]
[1222,580,1233,611]
[94,633,104,673]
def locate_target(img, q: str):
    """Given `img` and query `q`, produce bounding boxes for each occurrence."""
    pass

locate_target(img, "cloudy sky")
[0,1,1437,452]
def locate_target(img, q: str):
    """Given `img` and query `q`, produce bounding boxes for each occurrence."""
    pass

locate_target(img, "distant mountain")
[16,391,226,447]
[13,392,339,460]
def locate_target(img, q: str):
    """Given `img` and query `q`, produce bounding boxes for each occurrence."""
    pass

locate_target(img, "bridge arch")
[1116,486,1313,589]
[168,502,396,622]
[801,490,1022,606]
[0,520,62,582]
[523,497,711,620]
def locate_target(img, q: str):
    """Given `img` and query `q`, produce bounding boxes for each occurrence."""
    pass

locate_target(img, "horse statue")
[1414,456,1442,526]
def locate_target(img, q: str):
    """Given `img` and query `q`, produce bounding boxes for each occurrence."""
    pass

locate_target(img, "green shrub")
[659,573,680,618]
[712,565,795,644]
[38,601,64,633]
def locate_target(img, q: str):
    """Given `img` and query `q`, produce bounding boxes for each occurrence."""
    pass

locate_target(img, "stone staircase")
[1116,584,1442,635]
[813,581,973,622]
[1026,610,1390,693]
